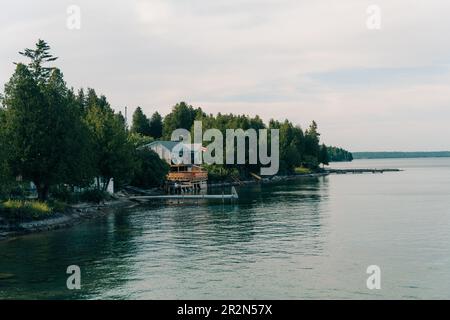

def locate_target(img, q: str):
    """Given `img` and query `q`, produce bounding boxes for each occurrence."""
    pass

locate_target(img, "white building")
[140,141,204,165]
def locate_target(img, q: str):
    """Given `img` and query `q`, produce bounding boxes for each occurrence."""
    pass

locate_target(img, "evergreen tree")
[319,144,330,167]
[304,120,321,168]
[149,111,163,139]
[17,39,58,84]
[163,102,203,139]
[0,107,13,197]
[131,107,151,136]
[2,62,94,200]
[85,92,135,190]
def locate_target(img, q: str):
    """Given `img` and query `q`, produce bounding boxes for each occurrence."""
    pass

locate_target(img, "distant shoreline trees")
[327,146,354,162]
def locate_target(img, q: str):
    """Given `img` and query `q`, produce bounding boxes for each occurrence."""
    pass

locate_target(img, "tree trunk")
[35,181,49,201]
[102,177,110,192]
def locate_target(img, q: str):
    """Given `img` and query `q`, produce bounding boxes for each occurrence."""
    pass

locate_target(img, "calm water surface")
[1,158,450,299]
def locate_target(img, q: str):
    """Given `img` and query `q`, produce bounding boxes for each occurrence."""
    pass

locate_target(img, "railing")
[167,171,208,182]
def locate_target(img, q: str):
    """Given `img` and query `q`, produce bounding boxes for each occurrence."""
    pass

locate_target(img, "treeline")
[327,146,354,162]
[352,151,450,159]
[0,40,168,201]
[0,40,354,201]
[131,101,344,180]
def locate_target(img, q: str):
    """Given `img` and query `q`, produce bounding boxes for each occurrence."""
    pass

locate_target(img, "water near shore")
[1,158,450,299]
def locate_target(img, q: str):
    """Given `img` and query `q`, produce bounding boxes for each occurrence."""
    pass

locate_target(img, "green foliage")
[163,102,204,139]
[17,39,58,84]
[78,189,110,204]
[130,149,169,188]
[0,108,15,198]
[84,91,135,190]
[131,106,151,136]
[128,132,154,148]
[328,146,353,162]
[149,111,163,139]
[304,121,320,167]
[127,132,169,188]
[3,41,95,200]
[203,164,239,182]
[294,167,312,174]
[162,102,330,176]
[50,185,110,204]
[319,144,330,166]
[1,39,356,221]
[0,200,53,222]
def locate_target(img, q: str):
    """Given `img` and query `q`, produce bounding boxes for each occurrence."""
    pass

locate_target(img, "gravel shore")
[0,198,136,242]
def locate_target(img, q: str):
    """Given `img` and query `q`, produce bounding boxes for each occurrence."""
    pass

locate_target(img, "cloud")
[1,0,450,151]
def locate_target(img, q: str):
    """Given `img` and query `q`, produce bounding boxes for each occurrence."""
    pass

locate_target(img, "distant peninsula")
[352,151,450,159]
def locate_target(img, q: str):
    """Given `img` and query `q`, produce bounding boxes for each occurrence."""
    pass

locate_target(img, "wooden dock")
[326,168,401,174]
[129,187,239,202]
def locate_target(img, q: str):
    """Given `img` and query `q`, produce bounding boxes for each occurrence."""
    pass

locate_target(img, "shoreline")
[0,169,395,242]
[0,173,327,242]
[207,172,329,188]
[0,198,136,242]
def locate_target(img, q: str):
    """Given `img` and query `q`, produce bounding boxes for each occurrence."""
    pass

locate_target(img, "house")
[140,141,205,165]
[140,141,208,188]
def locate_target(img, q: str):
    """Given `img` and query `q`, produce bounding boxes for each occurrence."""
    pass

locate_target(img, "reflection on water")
[1,159,450,299]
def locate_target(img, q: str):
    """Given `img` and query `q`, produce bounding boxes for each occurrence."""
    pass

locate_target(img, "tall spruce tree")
[149,111,163,139]
[131,107,151,136]
[2,41,94,200]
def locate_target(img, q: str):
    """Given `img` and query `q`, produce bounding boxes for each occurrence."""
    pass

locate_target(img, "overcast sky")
[1,0,450,151]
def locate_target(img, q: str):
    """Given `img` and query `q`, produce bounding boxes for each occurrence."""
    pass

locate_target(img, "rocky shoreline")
[0,198,136,242]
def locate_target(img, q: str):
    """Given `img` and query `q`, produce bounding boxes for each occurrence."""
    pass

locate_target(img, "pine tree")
[131,107,151,136]
[149,111,163,139]
[17,39,58,84]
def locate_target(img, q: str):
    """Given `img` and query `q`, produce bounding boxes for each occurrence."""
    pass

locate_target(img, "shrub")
[50,186,76,203]
[0,200,53,222]
[295,167,312,174]
[78,189,109,204]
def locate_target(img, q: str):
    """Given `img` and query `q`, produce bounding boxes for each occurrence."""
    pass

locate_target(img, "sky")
[1,0,450,152]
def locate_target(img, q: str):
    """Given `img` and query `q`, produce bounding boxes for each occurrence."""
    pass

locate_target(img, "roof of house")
[142,141,180,151]
[140,141,203,151]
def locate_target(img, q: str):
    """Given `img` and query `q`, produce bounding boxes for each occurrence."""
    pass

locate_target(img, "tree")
[2,41,96,200]
[2,62,94,200]
[131,107,151,136]
[327,146,353,162]
[85,91,135,190]
[304,120,321,168]
[319,144,330,167]
[149,111,163,139]
[17,39,58,84]
[163,102,203,139]
[0,106,13,197]
[130,149,169,188]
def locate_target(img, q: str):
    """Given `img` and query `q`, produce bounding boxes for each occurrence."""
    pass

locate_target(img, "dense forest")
[0,40,168,201]
[0,40,352,204]
[327,146,354,162]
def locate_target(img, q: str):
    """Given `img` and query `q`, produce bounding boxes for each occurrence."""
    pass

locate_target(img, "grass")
[0,200,66,222]
[294,167,313,174]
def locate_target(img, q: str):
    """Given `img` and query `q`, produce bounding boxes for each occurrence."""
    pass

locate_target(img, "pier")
[128,187,239,203]
[326,168,401,174]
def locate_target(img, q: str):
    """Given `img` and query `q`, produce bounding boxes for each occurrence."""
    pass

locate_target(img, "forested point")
[0,40,352,209]
[327,146,354,162]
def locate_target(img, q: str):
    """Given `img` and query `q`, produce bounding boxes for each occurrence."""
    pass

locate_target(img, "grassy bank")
[0,189,114,224]
[0,200,67,223]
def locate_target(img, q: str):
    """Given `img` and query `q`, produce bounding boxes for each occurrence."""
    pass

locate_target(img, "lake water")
[1,158,450,299]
